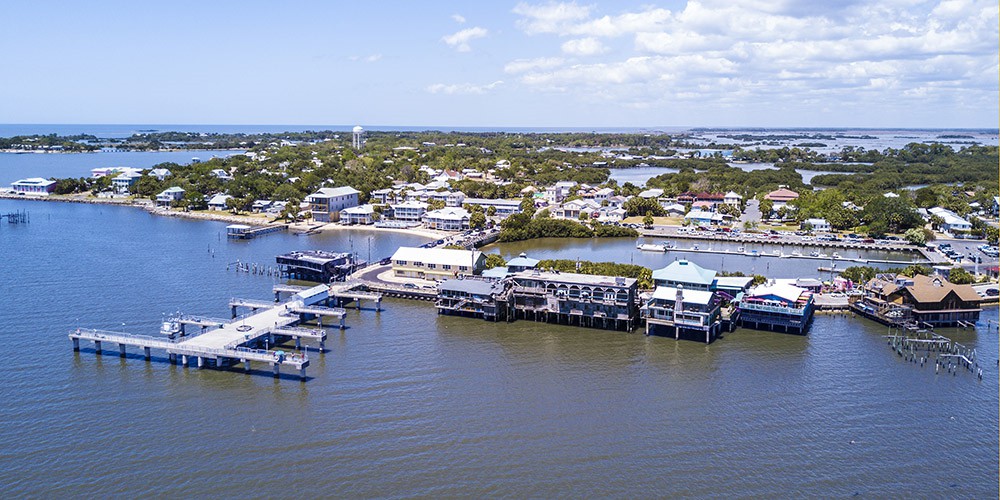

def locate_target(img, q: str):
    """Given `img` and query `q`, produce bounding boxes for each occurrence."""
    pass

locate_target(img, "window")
[443,265,452,270]
[395,260,406,265]
[459,266,468,271]
[428,264,436,269]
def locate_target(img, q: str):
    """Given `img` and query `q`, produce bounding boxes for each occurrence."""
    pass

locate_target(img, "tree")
[758,198,774,218]
[469,211,486,229]
[426,199,445,211]
[948,267,974,285]
[717,203,741,218]
[486,205,497,217]
[483,253,506,269]
[903,227,927,245]
[623,197,665,217]
[643,214,654,228]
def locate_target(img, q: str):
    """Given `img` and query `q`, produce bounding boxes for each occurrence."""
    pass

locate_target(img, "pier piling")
[119,344,126,358]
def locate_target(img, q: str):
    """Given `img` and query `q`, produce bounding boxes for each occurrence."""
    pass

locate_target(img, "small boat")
[737,246,745,253]
[791,250,802,257]
[809,251,820,257]
[637,243,666,252]
[749,249,760,257]
[160,320,183,338]
[692,244,699,250]
[832,252,842,259]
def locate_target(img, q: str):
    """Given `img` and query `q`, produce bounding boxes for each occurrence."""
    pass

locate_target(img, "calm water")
[489,237,913,279]
[0,198,997,497]
[0,150,243,186]
[608,163,839,187]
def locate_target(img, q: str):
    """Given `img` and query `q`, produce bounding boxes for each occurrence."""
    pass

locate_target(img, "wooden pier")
[70,283,352,381]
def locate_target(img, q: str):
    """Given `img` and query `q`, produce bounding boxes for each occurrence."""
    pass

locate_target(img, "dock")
[226,223,288,239]
[71,283,351,381]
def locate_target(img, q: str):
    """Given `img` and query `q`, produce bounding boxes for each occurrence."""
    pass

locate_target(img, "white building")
[423,207,470,231]
[207,193,233,211]
[342,204,377,225]
[156,187,185,207]
[463,198,522,217]
[307,186,360,222]
[149,168,171,181]
[391,200,429,222]
[391,247,485,281]
[928,207,972,233]
[11,177,56,195]
[111,169,144,194]
[802,218,830,232]
[724,191,743,206]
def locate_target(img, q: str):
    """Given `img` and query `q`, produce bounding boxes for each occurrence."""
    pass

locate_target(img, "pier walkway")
[71,283,345,380]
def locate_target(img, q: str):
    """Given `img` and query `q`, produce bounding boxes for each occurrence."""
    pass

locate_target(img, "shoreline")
[0,192,445,240]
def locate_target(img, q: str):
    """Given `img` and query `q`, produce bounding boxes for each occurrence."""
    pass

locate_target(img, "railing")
[740,303,808,316]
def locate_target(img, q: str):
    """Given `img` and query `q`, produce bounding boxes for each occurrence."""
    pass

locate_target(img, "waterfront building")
[556,199,601,219]
[591,187,614,202]
[307,186,360,222]
[544,181,577,203]
[11,177,56,195]
[207,193,233,211]
[390,200,429,223]
[508,270,639,331]
[606,195,629,208]
[341,204,376,225]
[652,259,717,290]
[775,278,823,293]
[251,199,272,213]
[391,247,485,281]
[737,282,814,334]
[479,252,539,280]
[644,285,723,343]
[852,274,981,327]
[111,169,144,194]
[155,187,185,207]
[714,276,754,297]
[436,278,508,321]
[276,250,362,283]
[463,197,522,217]
[422,207,470,231]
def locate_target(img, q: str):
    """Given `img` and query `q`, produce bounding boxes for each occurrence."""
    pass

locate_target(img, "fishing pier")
[69,282,382,381]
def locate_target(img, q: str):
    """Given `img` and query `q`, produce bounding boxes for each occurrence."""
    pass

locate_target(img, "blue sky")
[1,0,996,128]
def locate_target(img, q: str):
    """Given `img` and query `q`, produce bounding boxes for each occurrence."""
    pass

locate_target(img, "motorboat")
[637,243,667,252]
[160,320,183,338]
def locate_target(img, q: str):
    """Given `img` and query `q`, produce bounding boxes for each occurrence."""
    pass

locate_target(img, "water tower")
[352,125,365,150]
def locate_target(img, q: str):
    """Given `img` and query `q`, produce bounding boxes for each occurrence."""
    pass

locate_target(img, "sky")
[1,0,997,128]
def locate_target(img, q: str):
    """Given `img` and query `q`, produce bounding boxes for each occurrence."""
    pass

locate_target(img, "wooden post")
[144,347,151,360]
[72,337,80,351]
[94,340,102,355]
[119,344,127,358]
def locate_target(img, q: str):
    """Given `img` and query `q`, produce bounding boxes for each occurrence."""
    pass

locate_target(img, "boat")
[160,320,183,338]
[832,252,842,259]
[637,243,666,252]
[737,246,745,253]
[809,251,821,257]
[791,250,802,257]
[692,244,699,250]
[749,249,760,257]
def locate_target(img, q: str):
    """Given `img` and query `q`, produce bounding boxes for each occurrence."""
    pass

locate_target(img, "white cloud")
[427,81,504,95]
[506,0,998,117]
[512,1,592,34]
[561,37,607,56]
[504,57,566,74]
[442,26,488,52]
[451,14,466,24]
[349,54,383,63]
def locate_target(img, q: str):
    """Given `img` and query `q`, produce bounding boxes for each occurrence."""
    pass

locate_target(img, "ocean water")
[0,197,996,497]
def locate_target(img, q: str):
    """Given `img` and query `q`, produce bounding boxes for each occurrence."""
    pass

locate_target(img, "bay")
[0,197,996,497]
